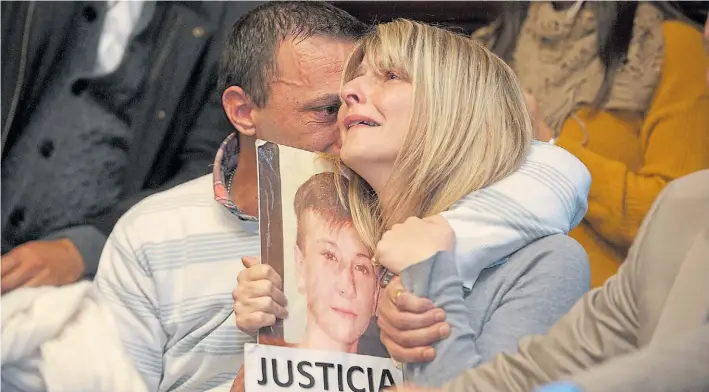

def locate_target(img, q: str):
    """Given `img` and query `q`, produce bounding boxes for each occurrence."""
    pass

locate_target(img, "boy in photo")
[292,172,378,354]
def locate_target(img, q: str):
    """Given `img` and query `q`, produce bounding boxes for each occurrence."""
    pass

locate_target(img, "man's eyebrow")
[301,94,341,110]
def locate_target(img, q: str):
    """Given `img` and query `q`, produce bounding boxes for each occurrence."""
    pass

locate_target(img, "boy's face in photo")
[295,210,376,345]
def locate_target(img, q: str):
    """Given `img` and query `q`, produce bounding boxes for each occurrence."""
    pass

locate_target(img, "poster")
[245,141,403,392]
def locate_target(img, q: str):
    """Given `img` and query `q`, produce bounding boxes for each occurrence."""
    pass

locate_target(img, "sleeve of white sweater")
[94,218,166,392]
[441,141,591,289]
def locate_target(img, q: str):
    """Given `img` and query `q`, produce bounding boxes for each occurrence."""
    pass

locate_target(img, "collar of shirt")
[212,133,259,231]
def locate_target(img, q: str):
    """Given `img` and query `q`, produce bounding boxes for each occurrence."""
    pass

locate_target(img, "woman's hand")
[374,215,454,274]
[523,90,554,142]
[233,256,288,334]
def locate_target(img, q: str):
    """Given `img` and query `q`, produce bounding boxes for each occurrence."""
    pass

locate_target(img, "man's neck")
[230,135,259,218]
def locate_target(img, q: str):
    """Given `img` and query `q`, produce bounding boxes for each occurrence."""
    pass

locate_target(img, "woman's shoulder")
[468,234,590,329]
[479,234,590,295]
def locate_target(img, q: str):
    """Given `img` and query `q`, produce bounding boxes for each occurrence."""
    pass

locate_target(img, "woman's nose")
[341,79,366,106]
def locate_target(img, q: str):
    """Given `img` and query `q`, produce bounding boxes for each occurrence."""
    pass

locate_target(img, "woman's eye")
[323,251,337,262]
[385,70,400,81]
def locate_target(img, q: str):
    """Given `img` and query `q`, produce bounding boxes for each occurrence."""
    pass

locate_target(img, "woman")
[333,18,589,388]
[233,19,590,391]
[474,1,709,287]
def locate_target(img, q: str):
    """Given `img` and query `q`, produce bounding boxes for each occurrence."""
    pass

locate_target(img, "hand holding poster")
[237,141,402,392]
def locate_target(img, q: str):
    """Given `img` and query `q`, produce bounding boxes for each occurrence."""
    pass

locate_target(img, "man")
[94,3,369,391]
[0,2,258,293]
[384,16,709,392]
[292,172,380,354]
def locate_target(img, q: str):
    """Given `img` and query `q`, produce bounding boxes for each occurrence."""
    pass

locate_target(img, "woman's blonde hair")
[335,19,533,252]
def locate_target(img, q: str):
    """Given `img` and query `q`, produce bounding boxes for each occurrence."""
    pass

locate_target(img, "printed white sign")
[244,343,403,392]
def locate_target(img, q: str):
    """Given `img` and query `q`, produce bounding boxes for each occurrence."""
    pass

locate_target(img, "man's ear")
[294,243,306,294]
[222,86,257,137]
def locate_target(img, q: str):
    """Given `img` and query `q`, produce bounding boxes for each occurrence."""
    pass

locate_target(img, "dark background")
[332,1,709,35]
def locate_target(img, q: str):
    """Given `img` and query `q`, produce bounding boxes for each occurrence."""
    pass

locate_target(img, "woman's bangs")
[342,42,366,85]
[361,24,414,81]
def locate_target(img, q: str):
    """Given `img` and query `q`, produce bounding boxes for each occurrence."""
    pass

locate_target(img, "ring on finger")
[392,288,405,303]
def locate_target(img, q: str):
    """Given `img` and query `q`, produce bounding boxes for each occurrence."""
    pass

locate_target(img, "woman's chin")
[339,144,359,168]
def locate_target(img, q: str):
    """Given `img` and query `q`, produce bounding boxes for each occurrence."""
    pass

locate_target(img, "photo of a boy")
[292,172,378,354]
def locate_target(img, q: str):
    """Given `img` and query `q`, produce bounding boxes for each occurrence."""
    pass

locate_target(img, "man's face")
[295,210,376,345]
[252,37,355,154]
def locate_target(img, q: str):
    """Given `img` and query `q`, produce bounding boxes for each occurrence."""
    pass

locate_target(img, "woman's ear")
[294,243,306,293]
[222,86,257,137]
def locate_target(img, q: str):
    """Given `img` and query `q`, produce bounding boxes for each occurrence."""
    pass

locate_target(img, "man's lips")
[330,306,358,319]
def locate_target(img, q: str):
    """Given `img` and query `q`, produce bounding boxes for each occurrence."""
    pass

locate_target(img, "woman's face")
[338,57,413,192]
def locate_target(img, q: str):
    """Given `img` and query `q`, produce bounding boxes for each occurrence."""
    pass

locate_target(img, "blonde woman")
[232,18,590,390]
[332,19,591,387]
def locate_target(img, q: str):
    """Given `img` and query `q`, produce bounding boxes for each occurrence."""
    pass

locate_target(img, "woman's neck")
[299,318,358,353]
[357,165,391,198]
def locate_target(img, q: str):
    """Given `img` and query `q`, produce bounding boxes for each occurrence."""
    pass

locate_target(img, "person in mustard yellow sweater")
[474,2,709,287]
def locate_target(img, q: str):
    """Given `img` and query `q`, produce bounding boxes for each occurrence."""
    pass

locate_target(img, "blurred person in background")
[474,1,709,287]
[0,1,258,293]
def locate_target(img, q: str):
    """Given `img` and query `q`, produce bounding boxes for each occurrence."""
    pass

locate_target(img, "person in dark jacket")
[0,1,261,293]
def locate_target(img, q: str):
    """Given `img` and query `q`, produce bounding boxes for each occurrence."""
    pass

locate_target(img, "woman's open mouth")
[344,114,381,131]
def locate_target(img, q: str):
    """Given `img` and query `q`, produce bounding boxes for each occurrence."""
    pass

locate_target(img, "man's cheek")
[326,142,342,156]
[307,127,340,153]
